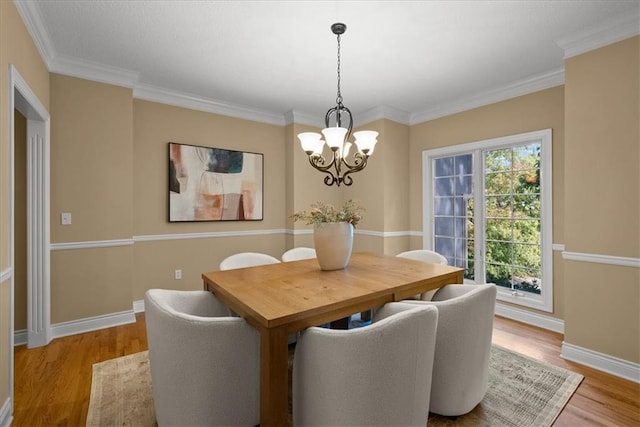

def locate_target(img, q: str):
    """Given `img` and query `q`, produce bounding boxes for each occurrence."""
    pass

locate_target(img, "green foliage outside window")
[484,145,542,294]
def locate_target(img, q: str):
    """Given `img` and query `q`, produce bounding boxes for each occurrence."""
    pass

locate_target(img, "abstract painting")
[168,142,263,222]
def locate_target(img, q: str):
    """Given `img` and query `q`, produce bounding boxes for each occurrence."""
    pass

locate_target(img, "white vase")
[313,222,354,271]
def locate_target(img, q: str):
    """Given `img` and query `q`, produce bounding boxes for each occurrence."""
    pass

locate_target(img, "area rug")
[86,345,583,427]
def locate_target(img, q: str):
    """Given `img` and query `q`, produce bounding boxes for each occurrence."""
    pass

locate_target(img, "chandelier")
[298,23,378,187]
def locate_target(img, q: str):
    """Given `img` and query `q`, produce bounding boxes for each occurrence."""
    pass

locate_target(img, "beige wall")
[49,74,134,323]
[0,0,51,413]
[409,86,566,318]
[131,100,287,298]
[50,74,133,243]
[344,119,411,255]
[564,37,639,363]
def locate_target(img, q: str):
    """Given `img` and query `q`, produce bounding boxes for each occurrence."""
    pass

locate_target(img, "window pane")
[435,217,454,236]
[486,240,512,263]
[485,172,511,195]
[435,237,454,258]
[486,218,513,241]
[465,257,475,281]
[435,157,453,177]
[435,197,454,216]
[486,262,512,289]
[455,238,466,259]
[512,194,540,219]
[485,148,512,173]
[513,219,540,244]
[455,175,473,195]
[513,243,541,269]
[455,218,467,237]
[454,197,466,216]
[455,154,473,175]
[486,195,512,218]
[435,177,454,196]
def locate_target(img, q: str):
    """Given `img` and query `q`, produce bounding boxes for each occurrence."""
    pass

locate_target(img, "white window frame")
[422,129,553,312]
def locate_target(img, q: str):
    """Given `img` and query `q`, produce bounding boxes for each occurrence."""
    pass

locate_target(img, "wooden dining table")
[201,251,464,426]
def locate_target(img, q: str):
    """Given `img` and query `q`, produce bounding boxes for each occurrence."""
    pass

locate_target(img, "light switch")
[61,212,72,225]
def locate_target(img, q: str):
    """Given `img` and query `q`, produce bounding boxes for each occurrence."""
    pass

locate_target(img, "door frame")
[7,63,51,415]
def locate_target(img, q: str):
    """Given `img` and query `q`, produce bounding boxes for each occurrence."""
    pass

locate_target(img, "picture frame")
[168,142,264,222]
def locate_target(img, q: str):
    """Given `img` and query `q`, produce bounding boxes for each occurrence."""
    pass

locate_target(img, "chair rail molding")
[562,251,640,268]
[0,268,11,283]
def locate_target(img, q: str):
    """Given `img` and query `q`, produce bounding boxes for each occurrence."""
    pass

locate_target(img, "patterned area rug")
[86,345,583,427]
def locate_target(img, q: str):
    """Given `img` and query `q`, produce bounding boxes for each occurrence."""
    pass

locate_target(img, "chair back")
[282,247,317,262]
[293,302,438,426]
[384,284,496,416]
[396,249,448,265]
[144,289,260,426]
[219,252,281,270]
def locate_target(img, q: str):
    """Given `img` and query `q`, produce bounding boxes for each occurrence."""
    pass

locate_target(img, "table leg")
[330,316,350,329]
[260,326,289,426]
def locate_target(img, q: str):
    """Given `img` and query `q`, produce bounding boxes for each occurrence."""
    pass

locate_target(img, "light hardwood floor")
[11,313,640,426]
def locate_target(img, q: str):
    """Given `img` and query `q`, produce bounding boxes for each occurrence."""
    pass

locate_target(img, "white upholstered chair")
[293,302,439,426]
[219,251,281,270]
[281,247,317,262]
[396,249,448,300]
[388,284,497,416]
[144,289,260,426]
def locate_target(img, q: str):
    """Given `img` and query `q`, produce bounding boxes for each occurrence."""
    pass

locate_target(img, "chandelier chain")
[336,34,342,106]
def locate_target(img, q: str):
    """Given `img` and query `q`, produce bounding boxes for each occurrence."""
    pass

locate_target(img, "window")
[423,129,553,312]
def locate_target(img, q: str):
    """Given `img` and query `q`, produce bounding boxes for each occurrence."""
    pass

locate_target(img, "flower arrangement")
[291,199,364,228]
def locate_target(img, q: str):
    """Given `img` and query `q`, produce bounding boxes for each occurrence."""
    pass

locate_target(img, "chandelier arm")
[341,155,369,182]
[308,154,340,186]
[340,175,354,186]
[308,153,334,172]
[324,106,354,141]
[340,152,368,170]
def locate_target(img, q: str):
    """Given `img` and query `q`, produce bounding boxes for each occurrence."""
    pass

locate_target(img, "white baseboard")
[133,299,145,313]
[14,309,137,347]
[495,302,565,333]
[50,310,136,340]
[14,329,27,346]
[0,397,12,427]
[562,342,640,383]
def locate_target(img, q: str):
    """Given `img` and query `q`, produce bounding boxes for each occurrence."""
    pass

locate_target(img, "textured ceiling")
[17,0,640,125]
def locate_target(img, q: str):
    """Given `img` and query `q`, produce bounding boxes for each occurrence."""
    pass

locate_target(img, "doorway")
[8,64,51,416]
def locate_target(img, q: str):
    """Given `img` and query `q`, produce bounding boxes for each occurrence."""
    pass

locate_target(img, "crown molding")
[133,84,285,126]
[13,0,56,69]
[356,105,411,126]
[557,12,640,59]
[50,55,139,88]
[284,110,323,128]
[410,68,564,125]
[285,105,411,130]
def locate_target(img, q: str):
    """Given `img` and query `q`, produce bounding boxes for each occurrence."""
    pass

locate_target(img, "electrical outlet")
[61,212,72,225]
[174,269,182,280]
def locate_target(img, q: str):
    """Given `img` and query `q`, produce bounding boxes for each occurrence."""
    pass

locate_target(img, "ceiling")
[15,0,640,126]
